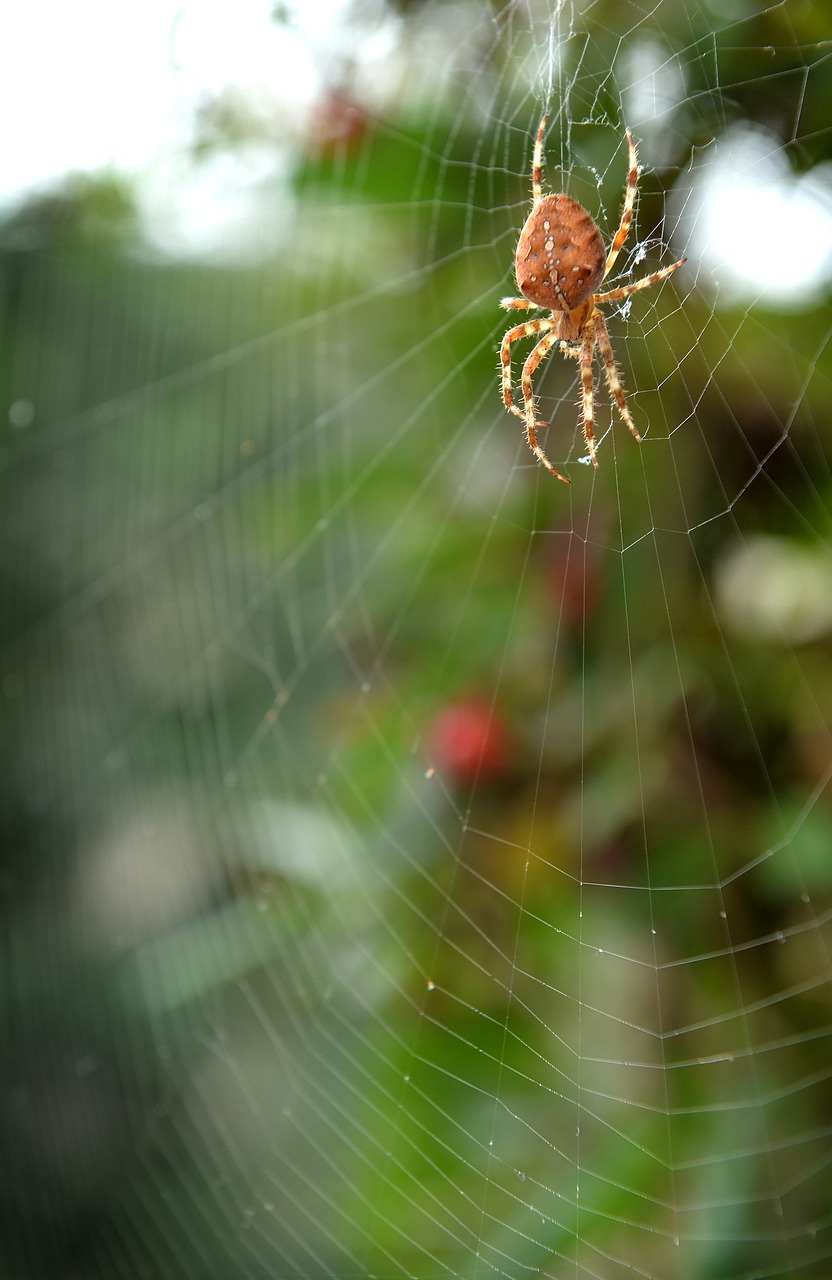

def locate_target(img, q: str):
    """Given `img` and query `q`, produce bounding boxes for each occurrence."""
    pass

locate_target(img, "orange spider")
[500,116,686,482]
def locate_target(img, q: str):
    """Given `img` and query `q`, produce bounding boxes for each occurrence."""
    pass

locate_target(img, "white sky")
[3,0,179,201]
[1,0,319,204]
[681,125,832,308]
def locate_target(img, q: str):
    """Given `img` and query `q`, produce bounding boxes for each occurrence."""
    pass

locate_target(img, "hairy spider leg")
[500,296,538,311]
[593,309,640,443]
[603,129,639,280]
[579,331,598,465]
[520,330,570,483]
[596,257,686,306]
[532,114,547,202]
[500,317,553,419]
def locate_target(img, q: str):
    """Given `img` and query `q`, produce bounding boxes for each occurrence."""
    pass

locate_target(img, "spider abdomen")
[515,193,606,312]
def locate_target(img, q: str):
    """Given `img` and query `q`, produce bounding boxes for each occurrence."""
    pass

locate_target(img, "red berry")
[548,541,601,625]
[426,698,511,784]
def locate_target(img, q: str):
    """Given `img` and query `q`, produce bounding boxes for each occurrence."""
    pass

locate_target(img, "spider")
[500,116,686,482]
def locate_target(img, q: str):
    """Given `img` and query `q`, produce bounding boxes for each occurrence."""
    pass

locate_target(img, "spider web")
[4,2,832,1278]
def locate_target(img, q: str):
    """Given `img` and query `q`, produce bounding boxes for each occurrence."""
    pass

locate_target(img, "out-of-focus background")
[3,2,832,1277]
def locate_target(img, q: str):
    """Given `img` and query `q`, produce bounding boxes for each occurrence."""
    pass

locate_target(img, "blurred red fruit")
[308,91,367,151]
[548,540,601,625]
[427,698,511,784]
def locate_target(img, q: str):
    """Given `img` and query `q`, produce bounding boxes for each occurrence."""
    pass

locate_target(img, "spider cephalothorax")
[500,116,686,482]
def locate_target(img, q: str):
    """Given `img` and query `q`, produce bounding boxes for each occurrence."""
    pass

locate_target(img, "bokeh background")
[3,2,832,1277]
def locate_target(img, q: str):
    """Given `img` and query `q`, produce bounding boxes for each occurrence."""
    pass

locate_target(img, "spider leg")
[532,114,547,203]
[593,309,640,443]
[500,296,538,311]
[520,331,570,483]
[500,317,553,420]
[603,128,639,280]
[596,257,686,305]
[579,331,598,466]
